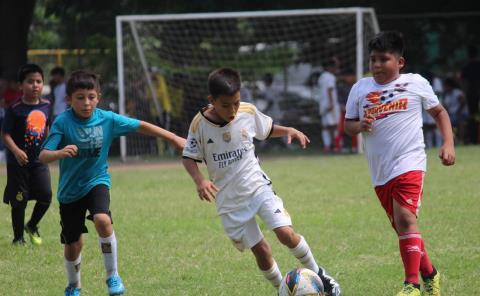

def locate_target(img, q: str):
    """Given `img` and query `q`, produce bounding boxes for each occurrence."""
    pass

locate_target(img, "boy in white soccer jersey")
[182,68,341,296]
[344,31,455,296]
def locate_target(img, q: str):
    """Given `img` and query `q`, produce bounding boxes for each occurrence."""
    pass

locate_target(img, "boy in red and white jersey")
[345,31,455,296]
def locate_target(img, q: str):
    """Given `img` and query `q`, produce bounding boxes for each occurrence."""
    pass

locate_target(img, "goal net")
[116,8,379,160]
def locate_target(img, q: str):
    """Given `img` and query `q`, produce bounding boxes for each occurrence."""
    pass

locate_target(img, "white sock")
[65,254,81,286]
[322,130,331,149]
[99,232,118,278]
[260,260,283,290]
[290,236,319,274]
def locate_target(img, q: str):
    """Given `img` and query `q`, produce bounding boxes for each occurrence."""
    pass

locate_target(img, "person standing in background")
[50,67,68,120]
[317,58,340,152]
[460,45,480,144]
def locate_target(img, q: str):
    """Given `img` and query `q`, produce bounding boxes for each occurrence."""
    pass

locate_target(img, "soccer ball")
[279,268,324,296]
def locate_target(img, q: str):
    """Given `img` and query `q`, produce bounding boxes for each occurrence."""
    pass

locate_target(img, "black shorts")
[59,184,112,244]
[3,162,52,207]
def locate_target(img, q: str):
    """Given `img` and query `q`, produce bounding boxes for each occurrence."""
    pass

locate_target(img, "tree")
[0,0,36,80]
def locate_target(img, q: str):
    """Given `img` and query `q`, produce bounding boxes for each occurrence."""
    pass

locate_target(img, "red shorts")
[374,171,424,226]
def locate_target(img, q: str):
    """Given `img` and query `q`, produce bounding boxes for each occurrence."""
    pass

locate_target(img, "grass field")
[0,146,479,295]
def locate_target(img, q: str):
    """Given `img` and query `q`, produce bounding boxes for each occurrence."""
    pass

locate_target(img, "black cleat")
[318,267,341,296]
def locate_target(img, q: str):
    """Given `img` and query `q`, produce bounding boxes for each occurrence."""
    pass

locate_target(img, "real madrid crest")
[223,132,231,142]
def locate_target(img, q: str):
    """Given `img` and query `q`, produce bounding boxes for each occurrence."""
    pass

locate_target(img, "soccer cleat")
[422,270,440,296]
[106,274,125,295]
[396,283,421,296]
[12,237,26,246]
[64,284,81,296]
[25,224,42,245]
[317,268,342,296]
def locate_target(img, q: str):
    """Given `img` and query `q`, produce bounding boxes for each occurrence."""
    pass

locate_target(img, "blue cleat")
[64,284,81,296]
[106,274,125,295]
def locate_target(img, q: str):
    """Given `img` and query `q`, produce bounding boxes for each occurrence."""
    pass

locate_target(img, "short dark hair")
[207,68,241,98]
[323,57,338,68]
[368,31,405,56]
[50,66,65,77]
[444,77,459,89]
[66,70,101,96]
[17,63,44,83]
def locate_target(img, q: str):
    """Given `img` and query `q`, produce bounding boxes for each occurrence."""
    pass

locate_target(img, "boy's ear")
[398,56,405,70]
[66,95,72,104]
[207,95,215,104]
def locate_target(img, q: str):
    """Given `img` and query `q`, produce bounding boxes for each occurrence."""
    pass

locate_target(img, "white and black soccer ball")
[279,268,324,296]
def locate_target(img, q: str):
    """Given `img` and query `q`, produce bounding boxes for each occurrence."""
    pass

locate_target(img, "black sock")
[11,205,26,240]
[404,281,421,290]
[422,266,437,280]
[28,201,51,229]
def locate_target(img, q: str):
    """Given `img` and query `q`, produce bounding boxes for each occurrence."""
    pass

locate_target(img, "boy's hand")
[14,150,29,166]
[287,128,310,149]
[59,145,78,159]
[360,115,375,132]
[439,144,455,166]
[196,179,218,202]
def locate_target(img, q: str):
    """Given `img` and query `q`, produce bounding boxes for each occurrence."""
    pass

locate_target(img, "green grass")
[0,146,479,295]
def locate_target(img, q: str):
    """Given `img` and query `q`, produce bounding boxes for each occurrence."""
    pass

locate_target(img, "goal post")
[116,8,379,160]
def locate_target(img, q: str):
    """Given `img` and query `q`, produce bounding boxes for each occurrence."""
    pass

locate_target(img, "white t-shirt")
[317,71,340,126]
[345,73,440,186]
[183,102,274,214]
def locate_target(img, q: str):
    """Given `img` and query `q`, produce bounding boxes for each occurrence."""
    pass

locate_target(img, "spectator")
[317,57,340,152]
[50,67,68,119]
[3,79,22,107]
[335,69,357,152]
[422,71,443,148]
[443,77,468,144]
[261,73,283,124]
[460,45,480,144]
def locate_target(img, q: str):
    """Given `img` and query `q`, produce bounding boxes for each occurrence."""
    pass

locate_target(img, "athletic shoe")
[422,270,440,296]
[106,274,125,295]
[396,283,421,296]
[64,284,81,296]
[12,237,26,246]
[318,267,341,296]
[25,224,42,245]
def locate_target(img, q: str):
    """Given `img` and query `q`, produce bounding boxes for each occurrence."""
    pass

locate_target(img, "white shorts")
[321,108,339,127]
[220,190,292,252]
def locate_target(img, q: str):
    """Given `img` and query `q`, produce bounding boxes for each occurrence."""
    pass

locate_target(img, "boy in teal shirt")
[40,70,185,296]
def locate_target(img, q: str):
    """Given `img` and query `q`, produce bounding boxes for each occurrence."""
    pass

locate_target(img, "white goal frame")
[116,7,379,160]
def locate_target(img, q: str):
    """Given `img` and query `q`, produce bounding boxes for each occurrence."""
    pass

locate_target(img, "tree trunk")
[0,0,36,80]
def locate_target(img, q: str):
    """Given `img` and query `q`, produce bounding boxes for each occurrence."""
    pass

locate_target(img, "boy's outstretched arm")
[182,158,218,202]
[137,121,186,152]
[39,145,78,164]
[427,104,455,166]
[269,125,310,148]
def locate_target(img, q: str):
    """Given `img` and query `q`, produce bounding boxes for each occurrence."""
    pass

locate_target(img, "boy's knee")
[251,240,272,257]
[274,226,297,245]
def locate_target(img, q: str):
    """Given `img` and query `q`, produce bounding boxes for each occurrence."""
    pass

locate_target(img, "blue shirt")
[42,108,140,203]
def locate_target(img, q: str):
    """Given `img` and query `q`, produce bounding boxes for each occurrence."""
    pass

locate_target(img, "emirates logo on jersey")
[223,132,231,142]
